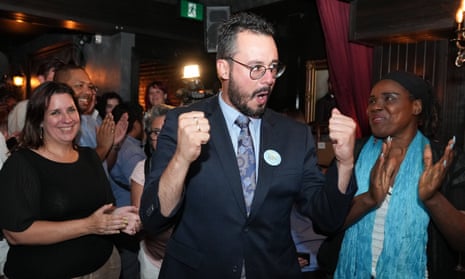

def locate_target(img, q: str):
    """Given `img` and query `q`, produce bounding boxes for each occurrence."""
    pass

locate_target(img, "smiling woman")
[318,71,465,279]
[40,88,81,162]
[0,81,141,279]
[19,82,79,150]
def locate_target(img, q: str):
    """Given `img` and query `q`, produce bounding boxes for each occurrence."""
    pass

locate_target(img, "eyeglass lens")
[250,64,285,80]
[227,57,285,80]
[148,128,161,136]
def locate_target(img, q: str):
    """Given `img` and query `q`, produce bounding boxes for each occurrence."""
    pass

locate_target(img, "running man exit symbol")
[180,0,204,21]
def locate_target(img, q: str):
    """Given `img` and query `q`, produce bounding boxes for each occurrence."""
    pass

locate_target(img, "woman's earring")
[40,126,44,140]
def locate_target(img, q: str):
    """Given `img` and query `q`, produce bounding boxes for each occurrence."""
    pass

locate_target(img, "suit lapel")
[205,99,280,219]
[249,111,278,219]
[205,98,249,217]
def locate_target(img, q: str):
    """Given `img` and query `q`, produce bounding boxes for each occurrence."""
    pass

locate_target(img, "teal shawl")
[335,132,430,279]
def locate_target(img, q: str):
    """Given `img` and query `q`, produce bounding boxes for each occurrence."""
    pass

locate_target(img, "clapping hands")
[112,205,141,235]
[369,136,455,205]
[418,137,455,202]
[88,204,141,236]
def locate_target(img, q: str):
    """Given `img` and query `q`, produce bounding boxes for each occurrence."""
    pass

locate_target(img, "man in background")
[54,64,127,163]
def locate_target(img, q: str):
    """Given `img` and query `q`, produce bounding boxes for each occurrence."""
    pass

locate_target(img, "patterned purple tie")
[235,115,256,215]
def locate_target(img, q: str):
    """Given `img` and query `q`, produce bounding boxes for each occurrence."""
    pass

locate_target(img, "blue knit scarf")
[335,132,430,279]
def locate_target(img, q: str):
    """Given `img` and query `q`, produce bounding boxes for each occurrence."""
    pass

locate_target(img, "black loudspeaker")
[205,6,230,53]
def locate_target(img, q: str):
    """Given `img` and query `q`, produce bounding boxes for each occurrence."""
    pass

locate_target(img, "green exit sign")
[180,0,204,21]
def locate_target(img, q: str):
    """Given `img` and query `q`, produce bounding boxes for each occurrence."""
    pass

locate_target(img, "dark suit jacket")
[140,95,356,279]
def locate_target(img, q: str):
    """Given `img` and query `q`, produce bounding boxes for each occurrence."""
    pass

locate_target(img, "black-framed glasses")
[226,57,286,80]
[146,128,161,136]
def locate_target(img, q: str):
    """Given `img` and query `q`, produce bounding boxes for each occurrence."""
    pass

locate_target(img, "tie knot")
[235,115,250,129]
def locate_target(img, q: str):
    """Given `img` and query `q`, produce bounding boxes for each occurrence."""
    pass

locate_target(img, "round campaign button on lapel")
[264,149,281,166]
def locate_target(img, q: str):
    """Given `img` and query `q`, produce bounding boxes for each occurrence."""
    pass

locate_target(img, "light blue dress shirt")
[110,135,146,206]
[77,110,102,148]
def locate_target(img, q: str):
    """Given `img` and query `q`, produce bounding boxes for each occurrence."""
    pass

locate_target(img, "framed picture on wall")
[304,59,329,123]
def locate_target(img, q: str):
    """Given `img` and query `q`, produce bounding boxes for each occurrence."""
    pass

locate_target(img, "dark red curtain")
[316,0,373,137]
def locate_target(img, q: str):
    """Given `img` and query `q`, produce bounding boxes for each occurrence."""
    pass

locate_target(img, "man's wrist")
[337,159,354,170]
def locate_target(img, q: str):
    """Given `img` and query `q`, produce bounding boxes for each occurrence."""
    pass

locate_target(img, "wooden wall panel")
[374,42,441,83]
[444,60,465,150]
[138,62,183,109]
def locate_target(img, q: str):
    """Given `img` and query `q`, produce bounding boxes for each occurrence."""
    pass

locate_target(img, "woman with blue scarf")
[326,71,465,278]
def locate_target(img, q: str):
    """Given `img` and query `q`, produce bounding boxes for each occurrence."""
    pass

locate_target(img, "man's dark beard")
[228,78,269,118]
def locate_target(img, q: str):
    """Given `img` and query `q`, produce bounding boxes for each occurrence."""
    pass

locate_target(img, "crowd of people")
[0,11,464,279]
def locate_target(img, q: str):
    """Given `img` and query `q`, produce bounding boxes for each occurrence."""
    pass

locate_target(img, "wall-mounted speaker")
[205,6,230,53]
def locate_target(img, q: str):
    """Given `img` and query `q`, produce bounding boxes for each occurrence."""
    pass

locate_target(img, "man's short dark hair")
[216,12,275,60]
[112,102,144,134]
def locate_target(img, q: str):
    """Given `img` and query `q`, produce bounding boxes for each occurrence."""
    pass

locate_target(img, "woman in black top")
[0,82,140,279]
